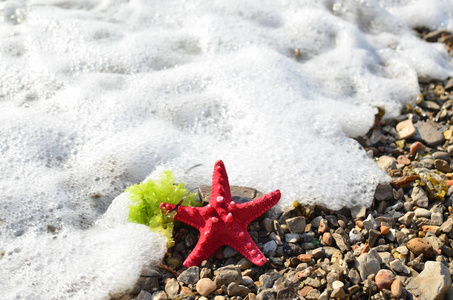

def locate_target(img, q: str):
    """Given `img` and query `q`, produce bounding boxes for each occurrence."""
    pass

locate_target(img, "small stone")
[297,254,312,262]
[396,119,416,139]
[414,121,445,146]
[431,212,443,226]
[304,277,321,288]
[374,184,394,201]
[285,233,300,243]
[322,232,333,246]
[406,261,452,300]
[214,266,242,287]
[332,233,351,252]
[435,159,451,173]
[410,141,426,156]
[375,269,395,290]
[399,211,415,226]
[196,278,217,297]
[263,240,277,256]
[440,218,453,233]
[318,218,329,234]
[415,208,432,218]
[368,229,380,247]
[178,266,199,285]
[407,238,433,257]
[397,155,411,166]
[261,218,273,234]
[355,253,380,281]
[286,217,306,234]
[348,269,361,285]
[389,259,404,273]
[330,287,346,299]
[227,282,250,298]
[257,289,277,300]
[351,206,367,220]
[349,228,364,245]
[136,290,152,300]
[433,151,451,163]
[376,156,397,173]
[165,279,180,299]
[363,214,378,231]
[391,278,403,298]
[412,186,429,208]
[151,291,167,300]
[223,246,239,259]
[380,226,390,235]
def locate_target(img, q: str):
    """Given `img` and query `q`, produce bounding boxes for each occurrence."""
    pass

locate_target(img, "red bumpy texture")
[160,160,281,267]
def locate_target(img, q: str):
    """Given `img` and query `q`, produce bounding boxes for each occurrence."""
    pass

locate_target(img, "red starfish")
[160,160,281,267]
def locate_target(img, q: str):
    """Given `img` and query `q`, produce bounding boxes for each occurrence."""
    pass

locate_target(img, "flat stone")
[285,217,306,234]
[399,211,415,226]
[214,266,242,287]
[349,228,364,245]
[414,121,445,146]
[374,184,394,201]
[178,266,200,285]
[406,261,452,300]
[440,218,453,233]
[389,259,404,273]
[165,278,180,299]
[330,287,346,299]
[431,212,443,226]
[263,240,277,256]
[411,186,429,208]
[136,290,152,300]
[285,233,300,243]
[322,232,334,246]
[415,208,432,218]
[227,282,250,298]
[355,253,381,281]
[396,119,417,139]
[332,233,351,252]
[351,206,367,220]
[196,278,217,297]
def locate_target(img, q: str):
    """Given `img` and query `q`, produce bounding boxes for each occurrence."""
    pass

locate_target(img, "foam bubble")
[0,0,452,298]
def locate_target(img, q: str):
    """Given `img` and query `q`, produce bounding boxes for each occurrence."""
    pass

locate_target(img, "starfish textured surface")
[160,160,281,267]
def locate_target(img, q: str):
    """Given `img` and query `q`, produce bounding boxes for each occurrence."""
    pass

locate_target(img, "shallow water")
[0,0,452,298]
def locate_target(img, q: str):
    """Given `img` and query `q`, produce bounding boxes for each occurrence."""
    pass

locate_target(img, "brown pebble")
[297,254,312,262]
[196,278,217,297]
[407,237,433,257]
[355,220,364,229]
[318,219,329,234]
[375,269,395,290]
[298,286,313,297]
[322,232,334,246]
[380,226,390,235]
[410,142,425,157]
[397,155,411,166]
[391,278,403,298]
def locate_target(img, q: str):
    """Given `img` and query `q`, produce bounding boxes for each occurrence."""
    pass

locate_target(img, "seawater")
[0,0,452,298]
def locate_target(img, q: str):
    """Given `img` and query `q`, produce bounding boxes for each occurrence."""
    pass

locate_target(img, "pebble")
[332,233,350,252]
[391,278,403,298]
[374,184,394,201]
[355,252,380,281]
[412,186,430,208]
[380,225,390,235]
[375,269,395,290]
[214,266,242,287]
[322,232,333,245]
[263,240,277,256]
[414,121,445,146]
[177,266,200,285]
[415,207,432,218]
[317,218,329,234]
[285,217,306,233]
[349,228,363,245]
[196,278,217,297]
[376,155,397,173]
[227,282,250,298]
[164,278,179,299]
[396,119,417,139]
[407,238,434,257]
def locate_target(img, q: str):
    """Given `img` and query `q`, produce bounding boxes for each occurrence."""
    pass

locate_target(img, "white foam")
[0,0,452,298]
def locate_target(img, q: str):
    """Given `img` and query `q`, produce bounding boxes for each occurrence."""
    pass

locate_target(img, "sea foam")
[0,0,452,298]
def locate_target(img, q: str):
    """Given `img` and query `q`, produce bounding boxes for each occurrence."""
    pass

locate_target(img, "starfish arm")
[227,232,267,266]
[235,189,281,223]
[210,160,233,202]
[183,231,223,267]
[159,203,205,230]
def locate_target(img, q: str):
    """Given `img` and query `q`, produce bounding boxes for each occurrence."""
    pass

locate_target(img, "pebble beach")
[123,30,453,300]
